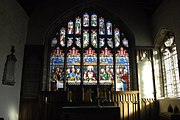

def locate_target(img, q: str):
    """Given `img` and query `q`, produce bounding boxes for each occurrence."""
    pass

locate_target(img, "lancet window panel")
[49,12,130,91]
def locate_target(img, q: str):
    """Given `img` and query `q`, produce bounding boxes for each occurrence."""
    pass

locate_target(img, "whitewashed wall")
[0,0,28,119]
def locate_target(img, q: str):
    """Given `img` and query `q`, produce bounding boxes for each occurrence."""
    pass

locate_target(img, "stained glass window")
[83,29,89,48]
[116,47,129,91]
[67,47,81,85]
[91,29,97,48]
[83,48,97,85]
[50,47,64,90]
[75,37,81,48]
[91,14,97,27]
[106,21,112,35]
[49,12,131,91]
[114,28,120,47]
[75,16,81,35]
[60,27,65,46]
[100,47,114,85]
[99,17,105,35]
[68,21,74,34]
[83,13,89,27]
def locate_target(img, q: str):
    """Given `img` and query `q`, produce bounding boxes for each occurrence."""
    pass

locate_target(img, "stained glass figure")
[99,38,105,48]
[66,65,81,85]
[99,17,105,35]
[51,37,58,47]
[116,47,129,91]
[75,16,81,35]
[83,13,89,27]
[50,47,64,90]
[83,48,97,85]
[83,29,89,48]
[91,14,97,27]
[107,38,113,48]
[122,33,128,47]
[91,29,97,48]
[68,21,74,34]
[60,27,66,46]
[122,38,128,47]
[66,47,81,85]
[83,66,97,85]
[106,21,112,35]
[50,66,64,90]
[114,28,120,47]
[67,37,73,47]
[100,47,114,85]
[75,37,81,48]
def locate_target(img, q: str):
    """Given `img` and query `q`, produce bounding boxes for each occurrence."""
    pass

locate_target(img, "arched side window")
[49,12,130,91]
[154,31,180,98]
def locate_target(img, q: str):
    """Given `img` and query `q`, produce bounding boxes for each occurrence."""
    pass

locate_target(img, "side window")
[154,32,180,98]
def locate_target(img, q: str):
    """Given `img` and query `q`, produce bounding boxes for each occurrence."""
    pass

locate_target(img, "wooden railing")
[141,98,159,120]
[112,91,140,120]
[37,91,159,120]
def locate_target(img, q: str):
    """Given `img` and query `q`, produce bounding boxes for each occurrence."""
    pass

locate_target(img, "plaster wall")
[152,0,180,58]
[0,0,28,119]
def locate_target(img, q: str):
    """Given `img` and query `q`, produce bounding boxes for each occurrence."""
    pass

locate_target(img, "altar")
[62,106,120,120]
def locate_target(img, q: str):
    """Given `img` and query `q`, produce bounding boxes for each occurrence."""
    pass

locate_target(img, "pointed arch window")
[49,12,130,91]
[154,32,180,98]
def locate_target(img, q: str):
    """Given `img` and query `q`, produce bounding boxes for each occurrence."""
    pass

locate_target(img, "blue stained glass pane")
[50,47,64,66]
[108,57,113,64]
[67,47,81,65]
[120,58,125,64]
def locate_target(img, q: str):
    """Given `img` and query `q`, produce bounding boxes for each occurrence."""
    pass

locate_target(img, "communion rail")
[36,91,159,120]
[112,91,140,120]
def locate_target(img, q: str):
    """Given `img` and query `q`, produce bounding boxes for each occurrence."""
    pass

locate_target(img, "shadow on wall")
[159,99,180,119]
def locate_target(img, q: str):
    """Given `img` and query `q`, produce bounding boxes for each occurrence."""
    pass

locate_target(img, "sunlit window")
[137,49,154,98]
[154,32,180,98]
